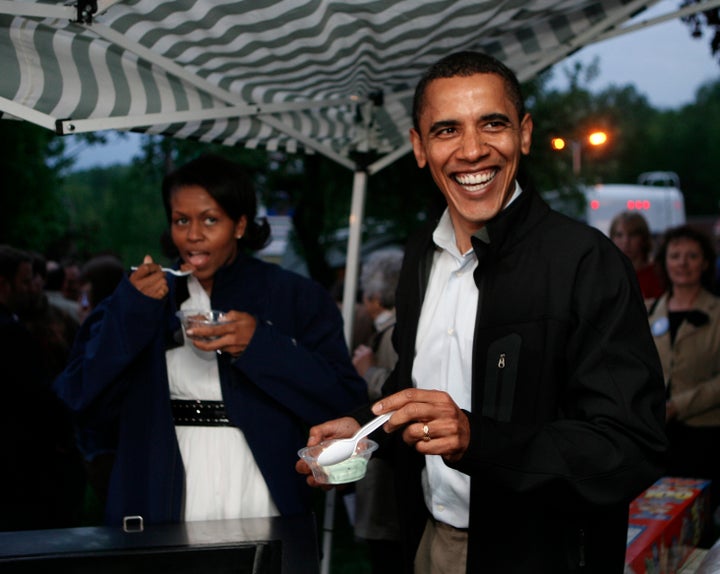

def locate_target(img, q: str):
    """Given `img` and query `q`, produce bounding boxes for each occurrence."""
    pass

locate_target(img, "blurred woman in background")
[610,211,665,304]
[648,224,720,546]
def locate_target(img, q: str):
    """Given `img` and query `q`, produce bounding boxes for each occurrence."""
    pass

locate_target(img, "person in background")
[712,217,720,295]
[351,247,404,574]
[61,259,82,308]
[77,253,125,324]
[298,51,667,574]
[54,154,367,527]
[0,245,84,531]
[74,252,126,521]
[330,275,375,352]
[352,247,404,402]
[19,251,79,379]
[29,251,48,296]
[648,224,720,547]
[45,259,82,324]
[609,211,665,304]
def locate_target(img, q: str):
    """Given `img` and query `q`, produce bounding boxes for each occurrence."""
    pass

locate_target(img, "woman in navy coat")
[54,154,367,526]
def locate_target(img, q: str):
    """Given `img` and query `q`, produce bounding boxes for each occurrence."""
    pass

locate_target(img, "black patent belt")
[171,399,232,426]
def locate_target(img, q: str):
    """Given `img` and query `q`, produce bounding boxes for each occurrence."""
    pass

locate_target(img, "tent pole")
[320,167,367,574]
[320,490,336,574]
[341,168,368,345]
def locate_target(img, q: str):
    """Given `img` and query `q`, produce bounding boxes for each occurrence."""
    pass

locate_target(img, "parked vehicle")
[544,174,686,238]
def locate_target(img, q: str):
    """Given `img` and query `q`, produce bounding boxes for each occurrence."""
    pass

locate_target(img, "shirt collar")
[433,181,523,255]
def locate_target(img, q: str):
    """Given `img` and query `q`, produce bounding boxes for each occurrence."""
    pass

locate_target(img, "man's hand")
[372,388,470,463]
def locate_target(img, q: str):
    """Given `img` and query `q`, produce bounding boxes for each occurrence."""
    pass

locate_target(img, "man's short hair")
[412,51,526,132]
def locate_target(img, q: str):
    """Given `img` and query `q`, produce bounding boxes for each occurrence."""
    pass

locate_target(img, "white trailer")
[544,175,686,238]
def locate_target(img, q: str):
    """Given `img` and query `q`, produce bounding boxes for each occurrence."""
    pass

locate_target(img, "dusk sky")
[548,0,719,109]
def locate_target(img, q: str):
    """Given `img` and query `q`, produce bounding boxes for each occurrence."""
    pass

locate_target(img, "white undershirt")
[413,209,477,528]
[412,183,521,528]
[166,276,278,521]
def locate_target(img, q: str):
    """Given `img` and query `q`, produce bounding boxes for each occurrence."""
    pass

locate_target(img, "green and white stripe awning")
[1,0,666,172]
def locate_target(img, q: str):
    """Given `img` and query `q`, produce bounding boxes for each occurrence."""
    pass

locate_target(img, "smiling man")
[409,69,531,253]
[300,51,668,573]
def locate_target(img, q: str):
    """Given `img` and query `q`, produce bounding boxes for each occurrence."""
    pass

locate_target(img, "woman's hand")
[352,344,375,377]
[129,255,170,300]
[186,310,257,357]
[372,388,470,463]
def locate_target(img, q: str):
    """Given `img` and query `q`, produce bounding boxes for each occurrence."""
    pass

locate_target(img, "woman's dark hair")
[412,50,525,132]
[656,224,716,293]
[160,154,271,258]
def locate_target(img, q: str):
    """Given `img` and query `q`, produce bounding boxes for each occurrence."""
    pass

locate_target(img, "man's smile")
[453,169,498,192]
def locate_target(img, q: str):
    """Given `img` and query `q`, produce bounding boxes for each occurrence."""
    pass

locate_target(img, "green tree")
[0,122,67,254]
[655,79,720,215]
[681,0,720,64]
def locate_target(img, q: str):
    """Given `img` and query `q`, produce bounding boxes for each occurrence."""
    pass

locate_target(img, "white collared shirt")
[374,309,394,332]
[412,183,521,528]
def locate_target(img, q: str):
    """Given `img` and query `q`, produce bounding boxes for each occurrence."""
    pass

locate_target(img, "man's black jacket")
[360,187,667,573]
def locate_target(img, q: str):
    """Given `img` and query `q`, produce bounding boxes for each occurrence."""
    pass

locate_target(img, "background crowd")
[0,248,124,529]
[3,204,720,565]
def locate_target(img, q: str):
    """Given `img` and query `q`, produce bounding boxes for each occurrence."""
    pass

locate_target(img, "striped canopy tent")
[1,1,714,571]
[1,0,711,343]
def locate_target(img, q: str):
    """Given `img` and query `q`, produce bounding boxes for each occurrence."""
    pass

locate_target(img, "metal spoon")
[131,266,192,276]
[316,411,394,466]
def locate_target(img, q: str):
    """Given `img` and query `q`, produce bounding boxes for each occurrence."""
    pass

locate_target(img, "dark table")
[0,514,320,573]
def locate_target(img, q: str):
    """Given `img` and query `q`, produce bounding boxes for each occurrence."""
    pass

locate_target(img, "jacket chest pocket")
[481,333,521,422]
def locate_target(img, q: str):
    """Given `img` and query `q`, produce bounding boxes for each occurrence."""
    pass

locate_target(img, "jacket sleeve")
[232,275,368,425]
[53,276,168,423]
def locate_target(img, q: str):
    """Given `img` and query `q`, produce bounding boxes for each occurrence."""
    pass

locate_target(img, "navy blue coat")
[54,253,367,525]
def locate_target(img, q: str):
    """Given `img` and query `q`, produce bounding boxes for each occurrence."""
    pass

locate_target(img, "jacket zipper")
[493,353,505,418]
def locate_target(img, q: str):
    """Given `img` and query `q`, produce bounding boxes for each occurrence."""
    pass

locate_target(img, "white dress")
[165,276,279,521]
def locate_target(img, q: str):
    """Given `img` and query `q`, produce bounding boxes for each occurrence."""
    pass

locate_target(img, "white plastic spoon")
[130,266,192,276]
[317,411,394,466]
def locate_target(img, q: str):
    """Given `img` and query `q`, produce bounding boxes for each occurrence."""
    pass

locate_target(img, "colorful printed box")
[625,477,711,574]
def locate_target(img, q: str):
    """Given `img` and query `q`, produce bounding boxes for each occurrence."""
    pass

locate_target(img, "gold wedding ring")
[422,423,431,442]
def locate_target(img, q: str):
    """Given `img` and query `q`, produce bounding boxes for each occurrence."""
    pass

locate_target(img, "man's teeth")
[456,172,495,186]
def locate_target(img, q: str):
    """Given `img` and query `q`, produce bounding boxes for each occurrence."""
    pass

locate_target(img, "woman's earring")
[236,234,243,239]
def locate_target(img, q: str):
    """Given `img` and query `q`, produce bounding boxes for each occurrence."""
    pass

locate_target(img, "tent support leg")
[340,168,368,345]
[320,167,367,574]
[320,489,336,574]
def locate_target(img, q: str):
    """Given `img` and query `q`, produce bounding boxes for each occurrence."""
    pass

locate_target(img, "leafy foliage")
[2,66,720,281]
[681,0,720,63]
[0,122,68,256]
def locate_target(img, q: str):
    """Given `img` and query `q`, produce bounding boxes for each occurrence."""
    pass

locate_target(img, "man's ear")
[520,113,533,156]
[410,128,427,169]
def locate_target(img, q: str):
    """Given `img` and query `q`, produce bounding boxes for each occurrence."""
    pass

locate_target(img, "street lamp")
[551,130,608,175]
